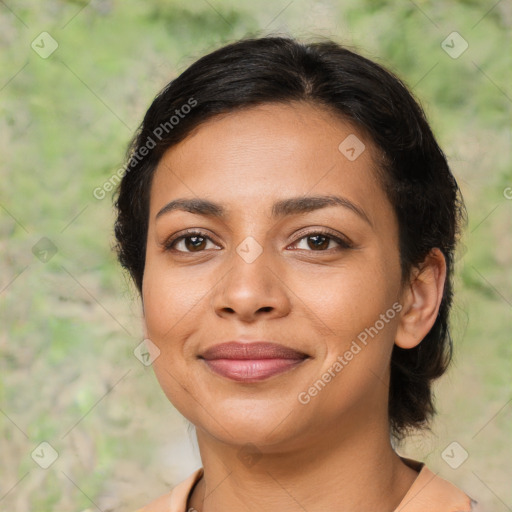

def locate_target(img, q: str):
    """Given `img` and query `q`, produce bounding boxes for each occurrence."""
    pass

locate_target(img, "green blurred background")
[1,0,510,510]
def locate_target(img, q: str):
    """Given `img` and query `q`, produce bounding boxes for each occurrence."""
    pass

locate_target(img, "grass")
[1,0,510,509]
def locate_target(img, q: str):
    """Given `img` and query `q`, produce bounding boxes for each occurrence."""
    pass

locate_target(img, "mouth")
[198,341,310,382]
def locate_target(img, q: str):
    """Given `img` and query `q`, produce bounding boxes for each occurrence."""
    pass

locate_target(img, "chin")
[193,406,310,451]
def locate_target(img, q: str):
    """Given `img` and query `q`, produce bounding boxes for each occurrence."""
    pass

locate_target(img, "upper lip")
[199,341,309,360]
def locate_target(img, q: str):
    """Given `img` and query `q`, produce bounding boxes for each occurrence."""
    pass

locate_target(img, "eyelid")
[289,227,353,249]
[162,228,220,250]
[163,227,353,253]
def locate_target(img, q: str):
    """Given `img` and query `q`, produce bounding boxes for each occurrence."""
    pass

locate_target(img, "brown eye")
[164,230,220,253]
[290,230,352,252]
[182,235,208,252]
[305,234,330,250]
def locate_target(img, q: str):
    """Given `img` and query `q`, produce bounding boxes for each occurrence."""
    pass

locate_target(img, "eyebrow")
[155,195,372,227]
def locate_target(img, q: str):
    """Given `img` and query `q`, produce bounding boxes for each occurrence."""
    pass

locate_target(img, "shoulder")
[397,458,481,511]
[135,492,172,512]
[134,468,204,512]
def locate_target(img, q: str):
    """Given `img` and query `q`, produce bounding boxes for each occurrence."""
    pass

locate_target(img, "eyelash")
[163,228,353,254]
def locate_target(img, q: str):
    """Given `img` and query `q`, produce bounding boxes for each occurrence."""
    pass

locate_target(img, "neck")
[188,418,418,512]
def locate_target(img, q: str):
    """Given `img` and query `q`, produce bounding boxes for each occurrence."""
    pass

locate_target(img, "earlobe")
[395,248,447,350]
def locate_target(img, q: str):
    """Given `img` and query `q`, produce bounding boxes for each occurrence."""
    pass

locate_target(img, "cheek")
[293,258,398,333]
[142,260,205,418]
[294,256,400,389]
[142,257,205,340]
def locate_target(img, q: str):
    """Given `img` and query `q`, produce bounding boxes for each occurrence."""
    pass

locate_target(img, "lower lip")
[202,358,307,382]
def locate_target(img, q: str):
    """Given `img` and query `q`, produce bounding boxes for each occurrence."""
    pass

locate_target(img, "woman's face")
[142,101,405,451]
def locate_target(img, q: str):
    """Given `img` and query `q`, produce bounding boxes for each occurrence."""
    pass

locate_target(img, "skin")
[141,101,446,511]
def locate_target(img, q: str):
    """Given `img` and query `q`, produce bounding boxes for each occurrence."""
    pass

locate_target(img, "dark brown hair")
[113,36,466,440]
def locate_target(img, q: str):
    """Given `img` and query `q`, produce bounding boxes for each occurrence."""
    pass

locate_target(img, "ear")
[395,248,447,349]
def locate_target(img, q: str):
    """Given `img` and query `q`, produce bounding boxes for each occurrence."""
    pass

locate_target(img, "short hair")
[113,36,466,441]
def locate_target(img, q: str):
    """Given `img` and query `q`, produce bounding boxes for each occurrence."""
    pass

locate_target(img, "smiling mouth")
[198,341,310,382]
[201,357,309,382]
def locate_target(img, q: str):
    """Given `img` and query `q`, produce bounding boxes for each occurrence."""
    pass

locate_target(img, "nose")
[211,250,291,323]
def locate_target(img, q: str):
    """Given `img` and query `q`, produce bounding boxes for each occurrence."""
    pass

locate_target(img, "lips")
[200,341,309,360]
[199,341,309,382]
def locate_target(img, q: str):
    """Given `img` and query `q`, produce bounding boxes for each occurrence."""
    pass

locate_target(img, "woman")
[114,36,481,511]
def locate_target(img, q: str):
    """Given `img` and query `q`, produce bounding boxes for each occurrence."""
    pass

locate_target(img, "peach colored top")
[136,458,482,512]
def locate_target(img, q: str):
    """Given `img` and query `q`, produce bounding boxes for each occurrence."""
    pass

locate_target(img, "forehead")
[149,102,391,226]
